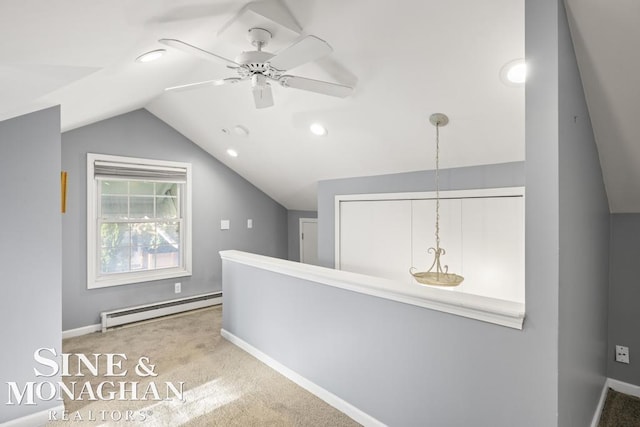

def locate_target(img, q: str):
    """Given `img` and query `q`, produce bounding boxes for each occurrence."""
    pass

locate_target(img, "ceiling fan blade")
[268,35,333,71]
[159,38,238,67]
[279,75,353,98]
[165,77,242,93]
[253,82,274,109]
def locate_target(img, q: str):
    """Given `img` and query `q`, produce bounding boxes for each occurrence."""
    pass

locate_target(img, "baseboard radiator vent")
[100,292,222,332]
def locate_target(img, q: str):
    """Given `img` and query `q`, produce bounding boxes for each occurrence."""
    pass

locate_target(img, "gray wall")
[61,109,287,330]
[317,162,525,268]
[0,107,62,422]
[608,214,640,385]
[557,0,610,425]
[287,210,317,262]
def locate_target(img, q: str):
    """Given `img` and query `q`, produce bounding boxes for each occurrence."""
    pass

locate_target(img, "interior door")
[299,218,318,265]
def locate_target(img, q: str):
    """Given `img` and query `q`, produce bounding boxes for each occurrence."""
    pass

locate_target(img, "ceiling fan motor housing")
[234,51,280,80]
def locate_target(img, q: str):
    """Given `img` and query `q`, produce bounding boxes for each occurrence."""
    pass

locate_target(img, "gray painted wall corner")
[557,0,610,425]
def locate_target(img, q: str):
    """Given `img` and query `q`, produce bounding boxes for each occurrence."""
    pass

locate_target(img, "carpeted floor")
[599,388,640,427]
[48,306,359,426]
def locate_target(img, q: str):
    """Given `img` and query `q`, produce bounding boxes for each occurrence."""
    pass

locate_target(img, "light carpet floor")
[48,306,360,426]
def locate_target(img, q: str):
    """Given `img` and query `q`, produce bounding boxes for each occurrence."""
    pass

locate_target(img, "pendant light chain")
[435,122,441,252]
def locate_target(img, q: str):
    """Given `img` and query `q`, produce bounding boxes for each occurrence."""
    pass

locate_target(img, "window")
[87,153,192,289]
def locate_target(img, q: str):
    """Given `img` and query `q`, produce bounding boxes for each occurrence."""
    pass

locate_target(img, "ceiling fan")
[159,28,354,109]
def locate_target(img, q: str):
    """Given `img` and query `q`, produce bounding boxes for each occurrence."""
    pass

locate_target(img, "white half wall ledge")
[219,250,525,329]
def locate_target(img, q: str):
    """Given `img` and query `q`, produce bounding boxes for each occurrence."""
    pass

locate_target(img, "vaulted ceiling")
[4,0,629,213]
[565,0,640,213]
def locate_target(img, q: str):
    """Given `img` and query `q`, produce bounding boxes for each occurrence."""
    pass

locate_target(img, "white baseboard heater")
[100,292,222,332]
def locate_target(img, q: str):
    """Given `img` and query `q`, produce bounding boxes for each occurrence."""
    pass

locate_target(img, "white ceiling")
[0,0,527,211]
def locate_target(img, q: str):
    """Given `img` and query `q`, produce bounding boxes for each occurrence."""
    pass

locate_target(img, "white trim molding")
[221,329,385,427]
[591,378,640,427]
[62,324,101,339]
[220,250,525,329]
[1,404,65,427]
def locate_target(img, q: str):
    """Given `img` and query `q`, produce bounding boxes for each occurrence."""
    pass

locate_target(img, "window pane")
[156,183,177,197]
[100,247,130,274]
[130,197,154,219]
[154,245,180,269]
[131,223,156,247]
[130,181,155,195]
[101,195,128,219]
[100,223,130,248]
[91,156,190,287]
[157,222,180,246]
[101,181,128,195]
[156,197,178,218]
[130,246,155,271]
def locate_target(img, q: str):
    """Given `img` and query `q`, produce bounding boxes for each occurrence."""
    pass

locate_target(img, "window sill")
[88,268,191,289]
[220,250,525,330]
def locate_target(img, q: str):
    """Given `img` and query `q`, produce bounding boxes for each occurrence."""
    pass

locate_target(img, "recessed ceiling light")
[136,49,166,63]
[500,59,526,86]
[310,123,328,136]
[226,149,238,158]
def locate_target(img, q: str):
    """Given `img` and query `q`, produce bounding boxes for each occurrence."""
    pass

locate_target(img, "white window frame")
[87,153,192,289]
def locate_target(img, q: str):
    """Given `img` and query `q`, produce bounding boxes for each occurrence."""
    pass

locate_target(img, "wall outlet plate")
[616,345,629,364]
[221,220,230,230]
[247,219,253,229]
[174,282,181,294]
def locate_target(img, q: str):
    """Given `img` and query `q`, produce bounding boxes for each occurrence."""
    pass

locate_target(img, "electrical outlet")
[174,283,181,294]
[616,345,629,364]
[247,219,253,229]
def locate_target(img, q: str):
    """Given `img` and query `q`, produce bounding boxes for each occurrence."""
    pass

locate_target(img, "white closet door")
[339,200,412,283]
[411,199,463,290]
[460,197,525,302]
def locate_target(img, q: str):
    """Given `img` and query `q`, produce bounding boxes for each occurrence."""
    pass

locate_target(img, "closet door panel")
[339,200,412,283]
[461,197,525,302]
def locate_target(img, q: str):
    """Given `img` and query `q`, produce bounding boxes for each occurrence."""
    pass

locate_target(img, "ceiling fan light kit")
[159,3,354,109]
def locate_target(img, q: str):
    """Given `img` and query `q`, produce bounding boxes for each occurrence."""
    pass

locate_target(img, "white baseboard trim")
[606,378,640,397]
[591,377,640,427]
[1,404,64,427]
[62,323,101,339]
[221,329,385,427]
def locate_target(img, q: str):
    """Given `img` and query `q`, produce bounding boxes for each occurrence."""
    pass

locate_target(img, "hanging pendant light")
[410,113,464,287]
